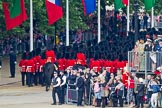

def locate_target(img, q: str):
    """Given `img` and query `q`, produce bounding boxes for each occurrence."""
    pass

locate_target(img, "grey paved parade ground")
[0,57,130,108]
[0,57,94,108]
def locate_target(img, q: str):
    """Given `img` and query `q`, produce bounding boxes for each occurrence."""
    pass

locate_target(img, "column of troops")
[19,48,127,87]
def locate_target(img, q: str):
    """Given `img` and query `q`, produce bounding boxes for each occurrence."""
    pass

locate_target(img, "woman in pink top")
[94,77,101,107]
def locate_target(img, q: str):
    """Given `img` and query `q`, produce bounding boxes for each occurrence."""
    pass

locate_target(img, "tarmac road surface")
[0,57,94,108]
[0,57,131,108]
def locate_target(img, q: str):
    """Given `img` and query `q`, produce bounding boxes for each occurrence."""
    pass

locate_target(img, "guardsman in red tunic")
[90,60,101,73]
[104,60,114,73]
[66,59,76,69]
[116,61,126,73]
[90,53,101,73]
[57,58,66,71]
[65,52,76,69]
[34,48,41,85]
[112,59,119,73]
[26,52,35,87]
[19,52,27,86]
[103,60,110,72]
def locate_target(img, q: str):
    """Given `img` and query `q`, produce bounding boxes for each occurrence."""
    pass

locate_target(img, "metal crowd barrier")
[128,51,162,79]
[66,83,92,105]
[66,84,78,104]
[155,21,162,28]
[84,84,93,105]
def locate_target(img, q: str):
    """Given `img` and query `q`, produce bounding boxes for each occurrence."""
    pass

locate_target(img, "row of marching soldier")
[19,48,46,87]
[17,48,127,107]
[18,48,153,108]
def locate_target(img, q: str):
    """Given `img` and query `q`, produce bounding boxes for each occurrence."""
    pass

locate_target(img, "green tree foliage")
[0,0,161,39]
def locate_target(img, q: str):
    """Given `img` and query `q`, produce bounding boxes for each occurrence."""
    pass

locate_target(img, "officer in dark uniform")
[76,72,85,106]
[85,73,91,105]
[9,48,17,78]
[44,57,55,91]
[51,71,61,105]
[60,71,66,104]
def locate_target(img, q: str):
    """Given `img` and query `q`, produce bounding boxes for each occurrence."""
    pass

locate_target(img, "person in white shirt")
[60,71,66,104]
[51,71,61,105]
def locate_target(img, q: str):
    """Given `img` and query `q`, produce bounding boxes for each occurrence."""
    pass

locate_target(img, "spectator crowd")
[0,11,162,108]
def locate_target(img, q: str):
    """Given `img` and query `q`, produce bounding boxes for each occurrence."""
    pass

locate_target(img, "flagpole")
[30,0,33,51]
[127,0,130,36]
[54,23,57,47]
[98,0,101,43]
[66,0,69,46]
[151,7,154,28]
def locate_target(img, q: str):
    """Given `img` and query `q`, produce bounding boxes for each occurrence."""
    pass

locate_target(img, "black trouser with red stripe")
[21,72,26,86]
[26,72,33,87]
[34,71,39,86]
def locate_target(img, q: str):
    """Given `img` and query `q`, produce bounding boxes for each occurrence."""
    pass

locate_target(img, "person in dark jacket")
[68,70,77,89]
[116,79,124,107]
[85,73,91,105]
[76,72,85,106]
[144,39,153,51]
[44,57,55,91]
[9,48,17,78]
[51,72,61,105]
[109,79,118,107]
[60,71,67,104]
[136,78,145,108]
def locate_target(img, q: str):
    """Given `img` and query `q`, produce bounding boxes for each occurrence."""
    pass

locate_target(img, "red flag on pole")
[2,0,28,30]
[45,0,63,25]
[122,0,128,6]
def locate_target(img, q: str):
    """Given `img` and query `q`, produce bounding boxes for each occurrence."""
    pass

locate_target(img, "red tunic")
[103,60,111,72]
[65,59,76,69]
[57,58,66,71]
[115,61,126,73]
[26,59,35,73]
[39,59,46,72]
[34,56,41,72]
[90,60,101,72]
[19,59,27,72]
[125,79,135,89]
[122,72,130,87]
[99,59,104,68]
[112,59,119,73]
[103,60,115,73]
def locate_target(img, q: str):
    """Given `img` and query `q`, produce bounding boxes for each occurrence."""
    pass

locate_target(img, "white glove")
[14,62,17,64]
[76,87,79,91]
[0,66,1,69]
